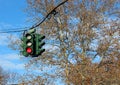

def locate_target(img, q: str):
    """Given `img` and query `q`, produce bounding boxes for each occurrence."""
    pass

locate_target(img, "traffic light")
[21,33,35,57]
[21,28,45,57]
[35,34,45,56]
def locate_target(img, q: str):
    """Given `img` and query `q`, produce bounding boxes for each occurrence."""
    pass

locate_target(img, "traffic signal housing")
[21,33,35,57]
[35,34,45,56]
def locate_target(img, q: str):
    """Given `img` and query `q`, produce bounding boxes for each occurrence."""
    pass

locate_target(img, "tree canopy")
[8,0,120,84]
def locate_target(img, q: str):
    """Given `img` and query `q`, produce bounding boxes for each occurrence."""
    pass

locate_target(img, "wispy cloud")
[1,53,21,61]
[0,33,10,45]
[44,44,60,52]
[0,22,29,31]
[0,32,21,46]
[0,22,14,30]
[0,59,25,70]
[0,53,26,72]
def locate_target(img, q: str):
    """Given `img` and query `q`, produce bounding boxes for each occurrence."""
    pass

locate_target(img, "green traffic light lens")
[26,34,32,40]
[27,35,32,39]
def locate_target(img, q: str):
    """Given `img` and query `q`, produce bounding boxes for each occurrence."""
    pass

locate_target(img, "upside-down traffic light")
[21,28,46,57]
[21,33,35,57]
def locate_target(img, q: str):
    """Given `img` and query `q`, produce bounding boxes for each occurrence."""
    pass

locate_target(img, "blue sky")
[0,0,100,74]
[0,0,115,84]
[0,0,62,76]
[0,0,30,74]
[0,0,27,26]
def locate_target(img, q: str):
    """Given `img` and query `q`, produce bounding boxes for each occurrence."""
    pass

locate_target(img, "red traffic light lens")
[26,47,32,53]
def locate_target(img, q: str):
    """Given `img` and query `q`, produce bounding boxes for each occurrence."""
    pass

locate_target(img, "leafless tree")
[0,66,9,85]
[9,0,120,84]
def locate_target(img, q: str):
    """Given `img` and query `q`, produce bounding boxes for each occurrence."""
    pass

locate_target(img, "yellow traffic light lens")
[27,42,32,46]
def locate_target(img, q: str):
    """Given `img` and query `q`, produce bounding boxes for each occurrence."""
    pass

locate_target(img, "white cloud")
[0,53,21,60]
[0,33,9,45]
[0,22,13,30]
[0,32,20,46]
[0,53,25,71]
[44,44,60,52]
[0,22,28,31]
[0,60,25,70]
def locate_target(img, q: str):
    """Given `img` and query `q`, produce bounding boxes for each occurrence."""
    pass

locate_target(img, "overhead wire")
[0,0,68,33]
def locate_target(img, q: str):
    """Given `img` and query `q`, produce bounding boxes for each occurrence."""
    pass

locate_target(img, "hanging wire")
[0,0,68,33]
[0,29,27,33]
